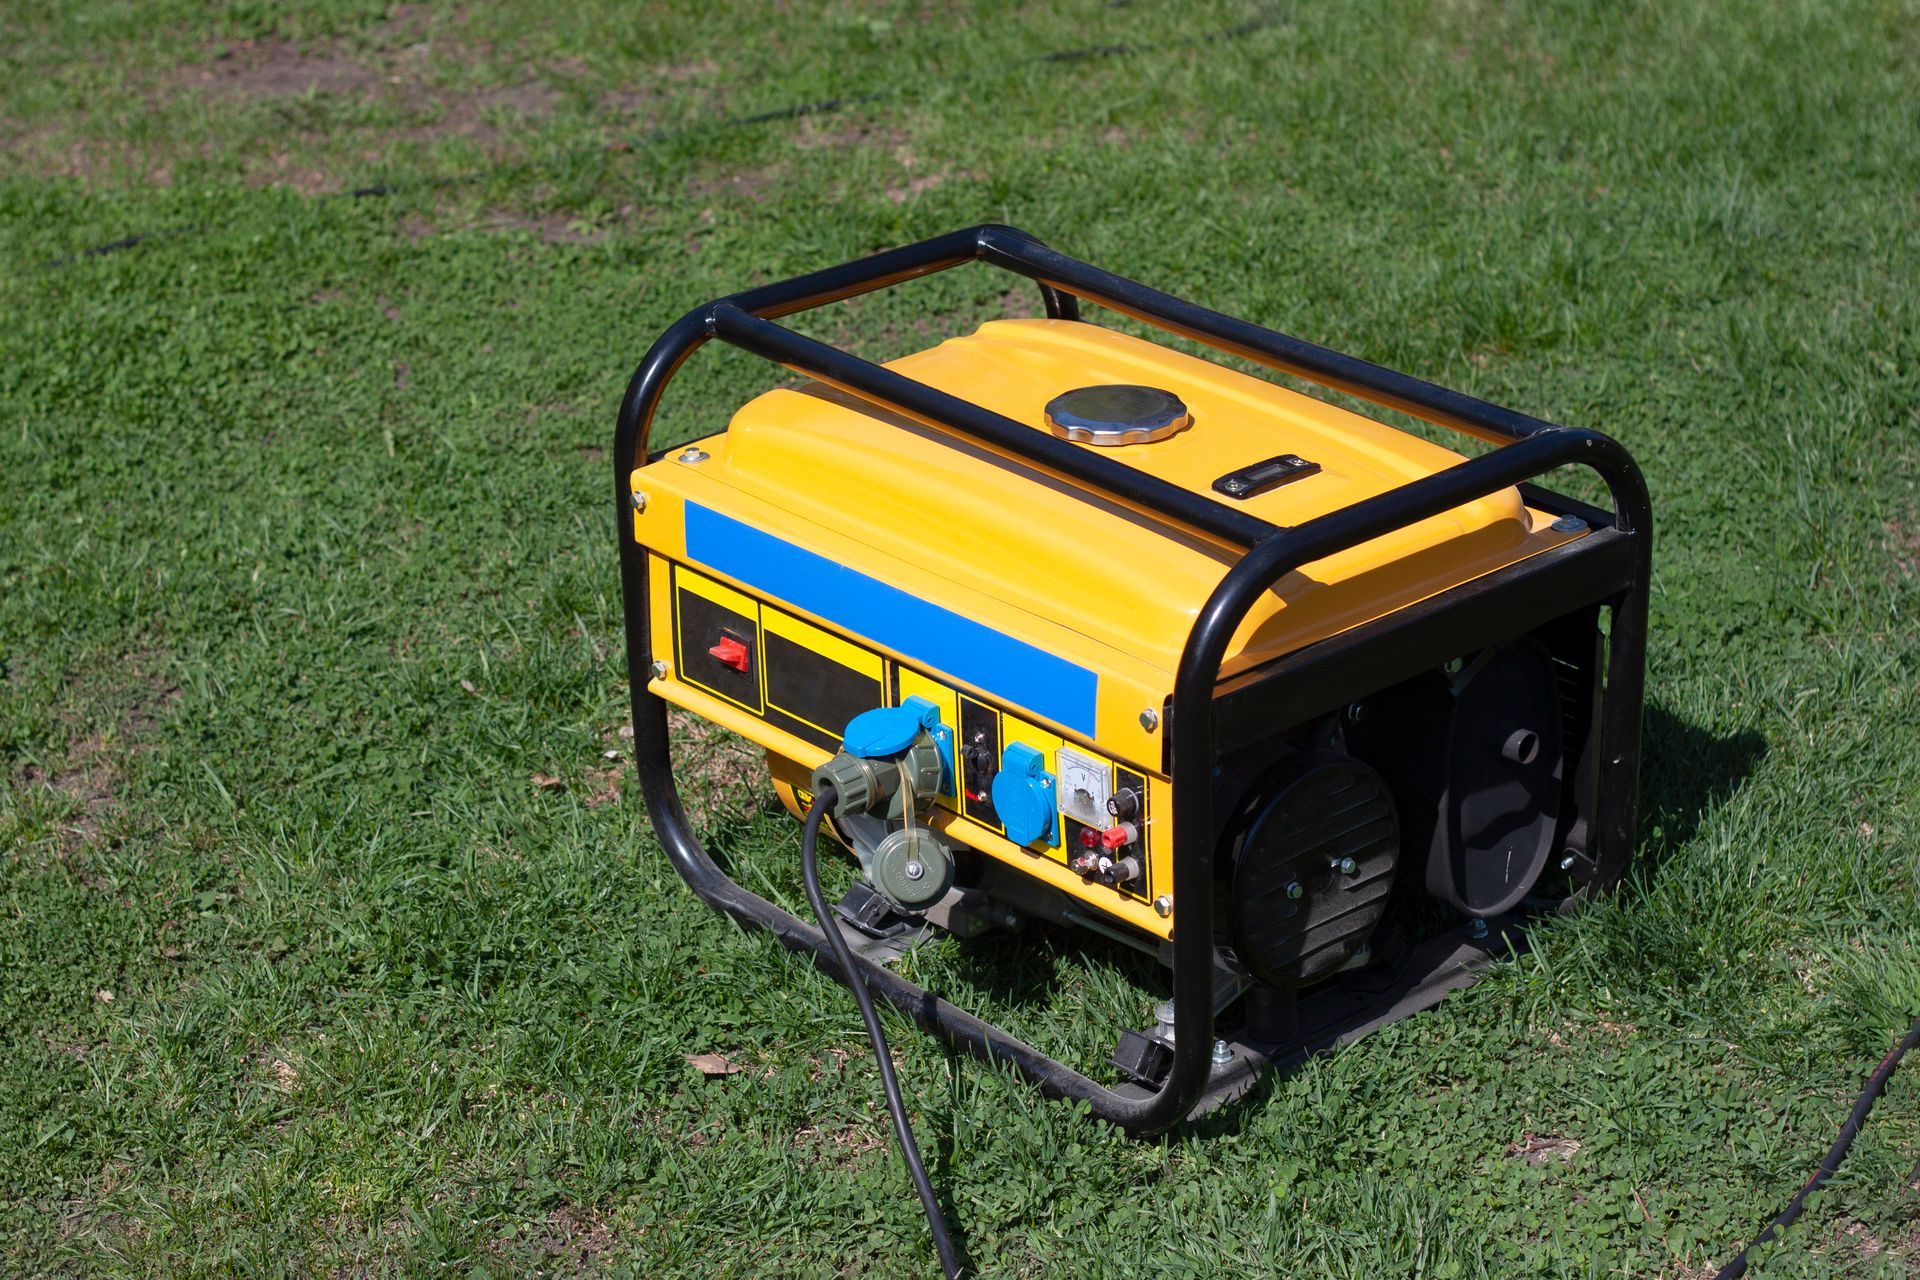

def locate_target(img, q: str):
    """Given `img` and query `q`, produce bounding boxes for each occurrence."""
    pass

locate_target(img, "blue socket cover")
[991,741,1057,847]
[842,695,953,789]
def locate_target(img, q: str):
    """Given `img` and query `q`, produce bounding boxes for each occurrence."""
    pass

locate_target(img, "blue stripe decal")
[684,503,1099,737]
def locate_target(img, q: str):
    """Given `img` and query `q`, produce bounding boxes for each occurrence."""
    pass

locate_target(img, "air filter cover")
[1220,753,1399,988]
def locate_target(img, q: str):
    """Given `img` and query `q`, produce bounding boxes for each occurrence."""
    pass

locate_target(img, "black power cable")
[1712,1014,1920,1279]
[799,784,963,1279]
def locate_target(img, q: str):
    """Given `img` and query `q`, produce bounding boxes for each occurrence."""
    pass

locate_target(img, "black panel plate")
[673,570,761,712]
[959,695,1003,832]
[763,629,881,751]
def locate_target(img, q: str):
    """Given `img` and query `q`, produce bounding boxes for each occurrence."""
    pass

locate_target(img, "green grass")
[3,0,1918,1274]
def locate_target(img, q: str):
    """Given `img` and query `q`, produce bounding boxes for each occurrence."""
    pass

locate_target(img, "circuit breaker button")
[707,634,751,672]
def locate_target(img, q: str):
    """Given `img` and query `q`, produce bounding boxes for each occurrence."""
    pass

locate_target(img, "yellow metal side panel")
[654,669,835,776]
[646,554,675,679]
[1145,772,1173,911]
[893,666,960,805]
[763,607,883,682]
[1000,713,1067,864]
[673,565,760,618]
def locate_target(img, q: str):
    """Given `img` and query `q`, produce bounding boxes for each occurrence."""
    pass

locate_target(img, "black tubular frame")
[614,224,1652,1136]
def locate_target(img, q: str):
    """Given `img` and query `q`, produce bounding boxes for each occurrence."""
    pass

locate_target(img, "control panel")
[660,557,1160,907]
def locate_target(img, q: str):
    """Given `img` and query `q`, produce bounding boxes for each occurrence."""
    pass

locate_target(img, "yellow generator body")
[635,319,1583,941]
[615,226,1651,1131]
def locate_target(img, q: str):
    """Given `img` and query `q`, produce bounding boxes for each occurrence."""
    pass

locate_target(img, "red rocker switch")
[707,634,751,673]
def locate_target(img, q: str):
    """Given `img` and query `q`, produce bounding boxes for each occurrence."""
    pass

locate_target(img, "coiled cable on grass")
[799,784,963,1279]
[1712,1014,1920,1279]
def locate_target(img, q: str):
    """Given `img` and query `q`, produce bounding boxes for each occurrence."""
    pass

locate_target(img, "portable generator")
[614,226,1651,1159]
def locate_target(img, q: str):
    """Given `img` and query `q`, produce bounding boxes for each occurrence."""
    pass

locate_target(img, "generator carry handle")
[614,226,1651,1135]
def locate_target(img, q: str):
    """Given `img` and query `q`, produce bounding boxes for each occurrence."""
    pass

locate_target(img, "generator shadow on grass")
[1634,701,1768,862]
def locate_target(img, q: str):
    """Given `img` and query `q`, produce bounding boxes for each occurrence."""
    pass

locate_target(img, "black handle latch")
[1211,453,1321,500]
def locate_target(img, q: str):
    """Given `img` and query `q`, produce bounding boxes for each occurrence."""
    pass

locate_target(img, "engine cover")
[1374,641,1565,916]
[1218,754,1399,988]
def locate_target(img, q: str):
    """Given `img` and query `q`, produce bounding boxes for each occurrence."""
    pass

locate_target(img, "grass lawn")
[3,0,1918,1274]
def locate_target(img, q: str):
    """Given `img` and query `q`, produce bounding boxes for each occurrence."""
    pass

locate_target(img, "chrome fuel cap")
[1043,384,1192,446]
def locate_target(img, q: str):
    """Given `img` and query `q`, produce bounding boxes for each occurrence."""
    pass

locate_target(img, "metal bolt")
[1346,701,1369,723]
[649,660,669,681]
[1333,857,1358,876]
[1468,916,1489,940]
[1560,852,1578,871]
[1442,657,1465,676]
[1138,707,1160,732]
[1285,881,1303,900]
[999,911,1019,929]
[1222,478,1247,493]
[629,490,648,512]
[1152,894,1173,918]
[677,447,710,463]
[1154,1000,1176,1025]
[1210,1039,1233,1065]
[902,860,925,881]
[1551,514,1589,534]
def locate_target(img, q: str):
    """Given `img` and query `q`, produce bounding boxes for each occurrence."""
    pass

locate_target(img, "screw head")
[677,447,710,463]
[1334,857,1358,876]
[629,490,648,512]
[1222,478,1247,493]
[1346,701,1369,723]
[1138,707,1160,732]
[1210,1039,1233,1065]
[1152,894,1173,918]
[1442,657,1465,676]
[1285,881,1303,900]
[902,860,925,881]
[1551,514,1589,534]
[649,660,669,681]
[1468,916,1489,940]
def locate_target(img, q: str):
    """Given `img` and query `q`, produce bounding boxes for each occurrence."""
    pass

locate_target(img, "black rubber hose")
[799,785,963,1279]
[1712,1014,1920,1279]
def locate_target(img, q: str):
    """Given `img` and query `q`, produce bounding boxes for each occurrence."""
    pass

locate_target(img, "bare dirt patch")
[191,38,381,100]
[1826,1216,1917,1271]
[14,656,181,856]
[1506,1132,1582,1165]
[657,708,776,827]
[1890,517,1920,576]
[689,168,780,205]
[514,1205,616,1270]
[795,1121,888,1166]
[164,29,567,194]
[886,171,961,204]
[476,209,605,245]
[791,119,910,152]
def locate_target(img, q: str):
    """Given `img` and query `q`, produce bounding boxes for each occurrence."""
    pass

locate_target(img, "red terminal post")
[1100,822,1138,851]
